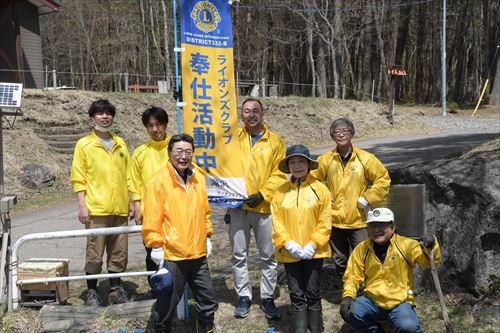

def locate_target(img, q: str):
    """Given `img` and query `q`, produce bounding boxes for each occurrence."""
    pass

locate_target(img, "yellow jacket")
[311,145,390,229]
[70,131,130,216]
[129,137,170,212]
[142,162,213,261]
[342,233,441,309]
[238,125,286,213]
[271,175,332,263]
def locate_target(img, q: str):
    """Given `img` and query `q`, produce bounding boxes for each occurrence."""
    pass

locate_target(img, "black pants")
[145,246,157,277]
[284,259,323,311]
[154,256,218,327]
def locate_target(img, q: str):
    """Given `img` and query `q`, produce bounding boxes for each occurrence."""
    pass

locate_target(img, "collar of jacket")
[167,161,196,185]
[148,136,169,149]
[332,144,358,159]
[239,123,270,139]
[89,130,122,147]
[286,173,315,189]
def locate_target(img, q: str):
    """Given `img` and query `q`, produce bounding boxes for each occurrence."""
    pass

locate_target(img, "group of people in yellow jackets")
[70,98,440,333]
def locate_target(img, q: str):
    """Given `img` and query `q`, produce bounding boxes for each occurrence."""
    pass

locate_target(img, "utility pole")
[441,0,447,117]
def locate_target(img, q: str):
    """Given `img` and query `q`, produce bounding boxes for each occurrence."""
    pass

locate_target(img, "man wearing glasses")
[142,134,218,333]
[312,118,390,285]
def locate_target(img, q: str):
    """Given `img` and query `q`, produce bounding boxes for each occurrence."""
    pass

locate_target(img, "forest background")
[40,0,500,106]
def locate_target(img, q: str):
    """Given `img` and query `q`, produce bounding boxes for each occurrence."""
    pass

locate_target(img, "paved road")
[9,131,499,274]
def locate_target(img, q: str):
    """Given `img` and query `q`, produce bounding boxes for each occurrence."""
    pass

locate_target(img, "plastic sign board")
[386,184,426,238]
[0,83,23,108]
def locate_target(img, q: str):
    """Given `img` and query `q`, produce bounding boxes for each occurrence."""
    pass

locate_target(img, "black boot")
[293,309,308,333]
[196,321,214,333]
[307,309,324,333]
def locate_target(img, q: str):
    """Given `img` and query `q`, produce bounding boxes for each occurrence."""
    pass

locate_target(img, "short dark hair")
[168,134,195,152]
[88,99,116,118]
[330,117,355,138]
[241,98,263,111]
[142,107,169,127]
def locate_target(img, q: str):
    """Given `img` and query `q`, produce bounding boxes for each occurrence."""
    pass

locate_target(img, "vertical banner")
[180,0,246,207]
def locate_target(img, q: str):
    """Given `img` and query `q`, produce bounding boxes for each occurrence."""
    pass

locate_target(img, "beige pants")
[84,215,128,274]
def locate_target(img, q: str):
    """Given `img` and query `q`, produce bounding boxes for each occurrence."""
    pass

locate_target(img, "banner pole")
[173,0,182,134]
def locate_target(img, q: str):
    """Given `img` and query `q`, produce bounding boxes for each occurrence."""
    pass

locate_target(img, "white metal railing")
[10,225,145,310]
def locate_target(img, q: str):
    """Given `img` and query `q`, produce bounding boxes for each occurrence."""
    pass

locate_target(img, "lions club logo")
[191,1,221,33]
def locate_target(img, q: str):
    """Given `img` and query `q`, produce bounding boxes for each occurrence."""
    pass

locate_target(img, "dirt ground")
[3,89,499,208]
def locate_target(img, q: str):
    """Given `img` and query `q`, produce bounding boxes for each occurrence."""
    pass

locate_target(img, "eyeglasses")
[172,149,193,158]
[333,128,351,136]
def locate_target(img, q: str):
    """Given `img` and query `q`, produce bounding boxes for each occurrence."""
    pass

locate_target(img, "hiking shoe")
[234,296,251,318]
[260,298,281,319]
[84,289,102,307]
[108,286,128,304]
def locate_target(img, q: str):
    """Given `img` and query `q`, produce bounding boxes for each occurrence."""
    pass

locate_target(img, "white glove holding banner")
[151,247,164,267]
[285,240,304,259]
[358,196,370,217]
[302,242,317,260]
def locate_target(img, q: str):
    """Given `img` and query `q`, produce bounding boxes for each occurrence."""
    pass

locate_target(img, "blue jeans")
[344,296,421,333]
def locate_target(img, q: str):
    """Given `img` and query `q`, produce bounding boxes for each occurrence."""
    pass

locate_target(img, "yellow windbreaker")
[238,125,286,213]
[70,131,130,216]
[271,175,332,263]
[311,145,390,229]
[343,234,441,309]
[142,162,213,261]
[129,136,170,213]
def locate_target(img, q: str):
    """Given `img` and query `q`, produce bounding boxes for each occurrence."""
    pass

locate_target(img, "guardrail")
[10,225,145,310]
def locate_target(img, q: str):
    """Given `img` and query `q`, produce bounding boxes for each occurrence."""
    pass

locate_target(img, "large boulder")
[17,164,56,190]
[389,140,500,295]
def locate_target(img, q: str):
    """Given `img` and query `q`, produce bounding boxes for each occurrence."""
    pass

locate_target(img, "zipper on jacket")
[296,179,301,206]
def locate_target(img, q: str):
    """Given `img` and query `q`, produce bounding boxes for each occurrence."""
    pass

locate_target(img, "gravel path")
[416,114,500,134]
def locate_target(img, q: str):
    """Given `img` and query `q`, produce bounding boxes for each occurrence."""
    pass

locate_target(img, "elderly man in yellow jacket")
[272,145,332,333]
[228,98,286,319]
[142,134,217,333]
[129,107,170,278]
[340,208,440,333]
[312,118,390,280]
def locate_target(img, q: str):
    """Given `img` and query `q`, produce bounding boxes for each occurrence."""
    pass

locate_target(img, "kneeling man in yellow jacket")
[340,208,440,333]
[142,134,218,333]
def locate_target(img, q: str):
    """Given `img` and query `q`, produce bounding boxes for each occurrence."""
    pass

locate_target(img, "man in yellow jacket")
[129,107,170,277]
[312,118,390,280]
[340,208,440,333]
[142,134,217,333]
[70,99,131,306]
[228,98,286,319]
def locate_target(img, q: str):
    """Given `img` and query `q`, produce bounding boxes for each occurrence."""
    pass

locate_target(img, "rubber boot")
[293,309,308,333]
[196,319,215,333]
[307,309,324,333]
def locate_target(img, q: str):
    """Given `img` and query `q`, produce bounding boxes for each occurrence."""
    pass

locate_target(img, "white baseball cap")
[366,208,394,224]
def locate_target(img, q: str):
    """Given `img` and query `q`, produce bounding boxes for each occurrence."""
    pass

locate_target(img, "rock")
[389,143,500,295]
[17,164,55,190]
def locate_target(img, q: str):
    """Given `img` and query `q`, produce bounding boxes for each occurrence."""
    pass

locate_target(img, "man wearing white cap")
[340,208,440,333]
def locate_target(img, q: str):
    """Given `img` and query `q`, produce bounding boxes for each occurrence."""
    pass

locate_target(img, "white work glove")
[357,196,369,209]
[302,242,317,260]
[151,247,164,267]
[285,240,304,259]
[206,238,212,258]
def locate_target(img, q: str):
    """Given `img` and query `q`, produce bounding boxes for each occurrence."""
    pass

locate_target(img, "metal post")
[124,72,129,93]
[371,80,375,102]
[441,0,447,117]
[261,78,266,98]
[0,109,3,195]
[173,0,182,134]
[342,85,346,99]
[52,69,57,89]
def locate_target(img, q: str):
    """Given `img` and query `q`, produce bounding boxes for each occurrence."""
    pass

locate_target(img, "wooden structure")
[128,84,159,93]
[0,0,60,88]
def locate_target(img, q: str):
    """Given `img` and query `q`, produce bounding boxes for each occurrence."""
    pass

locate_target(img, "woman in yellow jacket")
[271,145,332,333]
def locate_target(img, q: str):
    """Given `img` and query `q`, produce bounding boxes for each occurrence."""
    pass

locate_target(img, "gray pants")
[228,209,277,300]
[330,227,368,274]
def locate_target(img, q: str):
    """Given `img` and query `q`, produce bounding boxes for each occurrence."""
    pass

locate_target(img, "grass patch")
[11,190,74,214]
